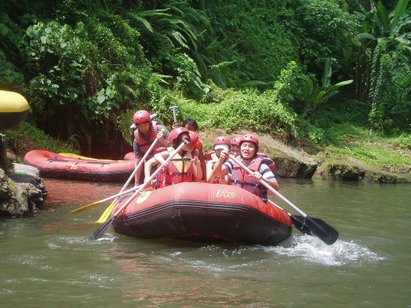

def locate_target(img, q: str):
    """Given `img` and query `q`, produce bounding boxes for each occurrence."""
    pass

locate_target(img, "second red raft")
[24,150,135,182]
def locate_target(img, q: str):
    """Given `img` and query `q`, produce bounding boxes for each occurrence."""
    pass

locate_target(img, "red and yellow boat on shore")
[24,150,135,182]
[111,182,292,245]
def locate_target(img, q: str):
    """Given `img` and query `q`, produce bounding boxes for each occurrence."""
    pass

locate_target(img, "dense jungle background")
[1,0,410,178]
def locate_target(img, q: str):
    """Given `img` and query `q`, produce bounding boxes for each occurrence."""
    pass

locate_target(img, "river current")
[1,178,410,307]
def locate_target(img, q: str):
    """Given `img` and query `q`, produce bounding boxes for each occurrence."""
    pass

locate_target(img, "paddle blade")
[71,200,101,214]
[89,216,115,240]
[291,215,339,245]
[96,202,115,224]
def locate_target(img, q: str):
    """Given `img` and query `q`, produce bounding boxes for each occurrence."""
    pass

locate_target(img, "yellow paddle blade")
[70,200,101,214]
[96,202,115,224]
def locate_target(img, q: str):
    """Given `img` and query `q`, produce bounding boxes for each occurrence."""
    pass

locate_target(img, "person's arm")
[143,156,159,182]
[198,149,206,181]
[208,150,230,180]
[261,163,279,191]
[143,151,169,185]
[133,137,144,185]
[157,126,169,147]
[192,156,203,181]
[252,163,279,191]
[133,134,143,159]
[206,160,215,183]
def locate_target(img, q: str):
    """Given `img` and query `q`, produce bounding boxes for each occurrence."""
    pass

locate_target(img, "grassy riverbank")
[4,120,411,183]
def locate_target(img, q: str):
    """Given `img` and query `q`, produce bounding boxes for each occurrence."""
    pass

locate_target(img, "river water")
[1,178,410,307]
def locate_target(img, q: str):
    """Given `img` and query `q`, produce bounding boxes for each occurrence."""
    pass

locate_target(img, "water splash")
[92,234,116,243]
[271,235,385,266]
[171,235,386,272]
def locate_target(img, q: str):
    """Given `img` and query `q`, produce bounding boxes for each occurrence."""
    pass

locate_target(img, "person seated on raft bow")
[206,136,231,184]
[210,133,279,201]
[132,110,169,185]
[173,118,206,180]
[144,127,203,187]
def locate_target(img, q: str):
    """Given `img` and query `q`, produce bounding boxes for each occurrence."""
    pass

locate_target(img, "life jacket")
[133,122,159,157]
[230,156,268,201]
[257,152,277,174]
[157,148,195,188]
[209,152,229,185]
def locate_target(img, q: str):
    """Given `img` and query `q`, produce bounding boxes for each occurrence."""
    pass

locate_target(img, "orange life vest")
[257,152,277,173]
[134,122,159,157]
[230,156,267,201]
[157,148,195,188]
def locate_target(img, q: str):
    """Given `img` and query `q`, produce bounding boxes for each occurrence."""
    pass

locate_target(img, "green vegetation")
[0,0,410,179]
[318,125,411,169]
[5,123,78,160]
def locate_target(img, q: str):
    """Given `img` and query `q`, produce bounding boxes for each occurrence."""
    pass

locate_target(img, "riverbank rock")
[316,156,411,183]
[0,165,47,217]
[260,136,318,178]
[8,163,47,193]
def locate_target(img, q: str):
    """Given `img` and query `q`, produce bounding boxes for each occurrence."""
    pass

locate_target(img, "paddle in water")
[94,130,165,223]
[70,185,141,214]
[90,140,189,240]
[229,154,339,245]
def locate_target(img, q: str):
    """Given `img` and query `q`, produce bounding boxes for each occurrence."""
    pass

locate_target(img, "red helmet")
[133,110,151,124]
[213,136,230,146]
[169,127,189,146]
[240,134,259,147]
[189,131,199,147]
[230,137,241,146]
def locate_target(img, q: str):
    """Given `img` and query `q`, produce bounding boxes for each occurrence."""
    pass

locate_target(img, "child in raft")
[144,127,203,188]
[206,136,231,184]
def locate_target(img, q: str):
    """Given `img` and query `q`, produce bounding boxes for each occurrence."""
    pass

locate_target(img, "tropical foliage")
[0,0,410,156]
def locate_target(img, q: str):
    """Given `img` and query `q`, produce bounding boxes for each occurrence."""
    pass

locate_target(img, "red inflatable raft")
[112,182,292,245]
[24,150,135,182]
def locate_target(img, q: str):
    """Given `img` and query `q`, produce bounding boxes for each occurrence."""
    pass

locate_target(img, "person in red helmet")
[210,133,279,201]
[173,118,206,180]
[230,136,241,156]
[206,136,231,184]
[186,130,203,162]
[132,110,169,184]
[144,127,202,187]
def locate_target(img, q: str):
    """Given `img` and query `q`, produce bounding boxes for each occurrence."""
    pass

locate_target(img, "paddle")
[95,130,165,223]
[89,140,188,240]
[266,199,335,237]
[229,154,339,245]
[71,130,164,215]
[70,185,141,214]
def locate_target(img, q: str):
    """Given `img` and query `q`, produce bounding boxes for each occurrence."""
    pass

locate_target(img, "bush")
[168,87,298,135]
[6,122,78,157]
[369,43,411,132]
[284,0,358,78]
